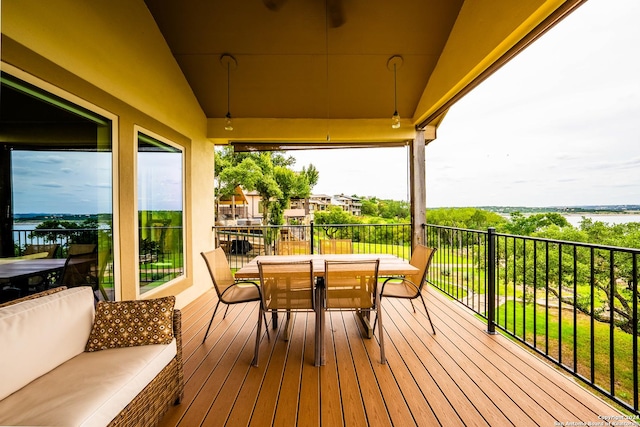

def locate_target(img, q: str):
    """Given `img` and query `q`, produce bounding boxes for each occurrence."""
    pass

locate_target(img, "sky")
[10,0,639,215]
[12,151,113,215]
[13,150,183,215]
[290,0,640,207]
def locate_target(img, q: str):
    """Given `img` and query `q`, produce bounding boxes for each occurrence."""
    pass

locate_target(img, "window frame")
[134,126,186,298]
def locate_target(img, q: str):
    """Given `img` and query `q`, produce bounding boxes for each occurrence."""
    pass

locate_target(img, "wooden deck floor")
[159,286,623,427]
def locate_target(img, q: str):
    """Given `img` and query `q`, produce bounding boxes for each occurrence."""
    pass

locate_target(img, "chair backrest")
[406,245,437,294]
[96,248,112,300]
[68,243,97,256]
[324,259,379,310]
[201,248,236,298]
[24,244,59,258]
[257,260,314,311]
[320,239,353,254]
[277,240,311,255]
[61,252,99,288]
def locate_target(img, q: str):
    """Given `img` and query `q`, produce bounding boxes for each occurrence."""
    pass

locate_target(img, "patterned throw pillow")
[85,296,175,352]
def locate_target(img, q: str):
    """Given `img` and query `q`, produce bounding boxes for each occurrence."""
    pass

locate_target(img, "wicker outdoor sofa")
[0,286,184,427]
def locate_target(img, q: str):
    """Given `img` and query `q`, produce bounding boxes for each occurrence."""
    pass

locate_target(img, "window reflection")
[137,132,184,294]
[0,73,114,303]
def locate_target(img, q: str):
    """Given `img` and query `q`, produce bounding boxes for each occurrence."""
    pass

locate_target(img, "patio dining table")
[0,258,68,299]
[235,253,418,365]
[0,258,67,282]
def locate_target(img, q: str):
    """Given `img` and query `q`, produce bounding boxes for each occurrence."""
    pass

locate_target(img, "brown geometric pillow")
[85,296,175,352]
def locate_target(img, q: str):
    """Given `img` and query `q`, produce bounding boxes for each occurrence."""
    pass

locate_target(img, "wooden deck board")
[158,287,626,427]
[299,316,320,427]
[425,290,616,421]
[330,311,369,427]
[319,313,344,426]
[341,312,393,427]
[273,313,308,426]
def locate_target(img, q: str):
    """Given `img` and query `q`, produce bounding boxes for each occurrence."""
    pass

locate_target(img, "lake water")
[562,214,640,227]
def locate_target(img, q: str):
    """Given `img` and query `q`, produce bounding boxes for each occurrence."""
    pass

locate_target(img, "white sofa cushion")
[0,338,177,427]
[0,286,94,400]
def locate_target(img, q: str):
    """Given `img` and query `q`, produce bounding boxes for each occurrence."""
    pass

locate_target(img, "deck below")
[159,286,624,426]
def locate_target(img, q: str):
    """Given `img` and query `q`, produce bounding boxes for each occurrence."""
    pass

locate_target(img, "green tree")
[361,198,379,216]
[314,206,360,225]
[30,218,99,248]
[378,199,409,220]
[505,218,640,335]
[301,164,319,188]
[426,207,506,229]
[499,211,570,235]
[215,147,316,226]
[214,148,262,216]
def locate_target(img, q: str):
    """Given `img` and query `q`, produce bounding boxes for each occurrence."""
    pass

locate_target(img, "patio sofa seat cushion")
[0,286,183,427]
[0,339,176,426]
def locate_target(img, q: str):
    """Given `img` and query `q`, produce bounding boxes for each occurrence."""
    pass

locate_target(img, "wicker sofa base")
[108,357,183,427]
[1,288,184,427]
[108,309,184,427]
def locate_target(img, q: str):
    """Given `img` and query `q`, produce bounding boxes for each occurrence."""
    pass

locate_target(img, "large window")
[0,72,114,302]
[137,131,184,294]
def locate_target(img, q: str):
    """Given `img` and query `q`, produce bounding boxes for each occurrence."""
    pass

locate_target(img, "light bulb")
[224,112,233,131]
[391,111,401,129]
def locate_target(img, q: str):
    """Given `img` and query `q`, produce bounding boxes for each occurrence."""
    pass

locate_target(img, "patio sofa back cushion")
[0,286,94,400]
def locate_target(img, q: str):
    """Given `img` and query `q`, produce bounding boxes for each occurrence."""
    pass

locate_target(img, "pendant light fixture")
[220,54,237,131]
[387,55,403,129]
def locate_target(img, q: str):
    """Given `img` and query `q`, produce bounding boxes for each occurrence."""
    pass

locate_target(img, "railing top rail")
[425,223,640,254]
[213,223,411,230]
[425,224,489,234]
[493,230,640,254]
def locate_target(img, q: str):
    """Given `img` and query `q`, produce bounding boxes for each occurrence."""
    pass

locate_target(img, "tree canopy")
[214,147,317,225]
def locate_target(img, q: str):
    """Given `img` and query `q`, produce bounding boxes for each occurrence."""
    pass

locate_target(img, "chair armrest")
[381,277,420,295]
[234,280,260,286]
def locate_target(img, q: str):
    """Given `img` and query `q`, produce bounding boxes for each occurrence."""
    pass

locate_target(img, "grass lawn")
[496,300,638,406]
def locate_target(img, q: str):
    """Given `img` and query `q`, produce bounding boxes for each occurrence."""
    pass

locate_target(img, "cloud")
[32,155,65,164]
[84,183,112,189]
[36,182,64,188]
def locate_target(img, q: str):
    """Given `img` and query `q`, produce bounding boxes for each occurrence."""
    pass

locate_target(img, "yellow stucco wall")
[1,0,216,308]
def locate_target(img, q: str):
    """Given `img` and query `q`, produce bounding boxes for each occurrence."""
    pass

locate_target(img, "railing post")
[487,227,497,334]
[310,221,315,254]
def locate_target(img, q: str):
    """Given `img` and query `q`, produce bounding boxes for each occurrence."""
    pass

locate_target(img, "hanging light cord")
[393,63,398,115]
[325,0,330,141]
[226,61,231,118]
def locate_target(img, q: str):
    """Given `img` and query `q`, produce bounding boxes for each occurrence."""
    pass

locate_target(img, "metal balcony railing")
[213,222,412,270]
[424,224,639,416]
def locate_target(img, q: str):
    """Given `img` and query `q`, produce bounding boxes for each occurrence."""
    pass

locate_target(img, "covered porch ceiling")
[145,0,586,148]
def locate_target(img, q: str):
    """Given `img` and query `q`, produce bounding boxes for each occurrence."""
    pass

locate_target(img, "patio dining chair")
[201,247,268,343]
[320,239,353,254]
[68,243,97,256]
[24,243,59,258]
[277,240,311,255]
[24,244,60,292]
[56,251,100,301]
[374,245,437,334]
[253,260,315,367]
[323,259,385,364]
